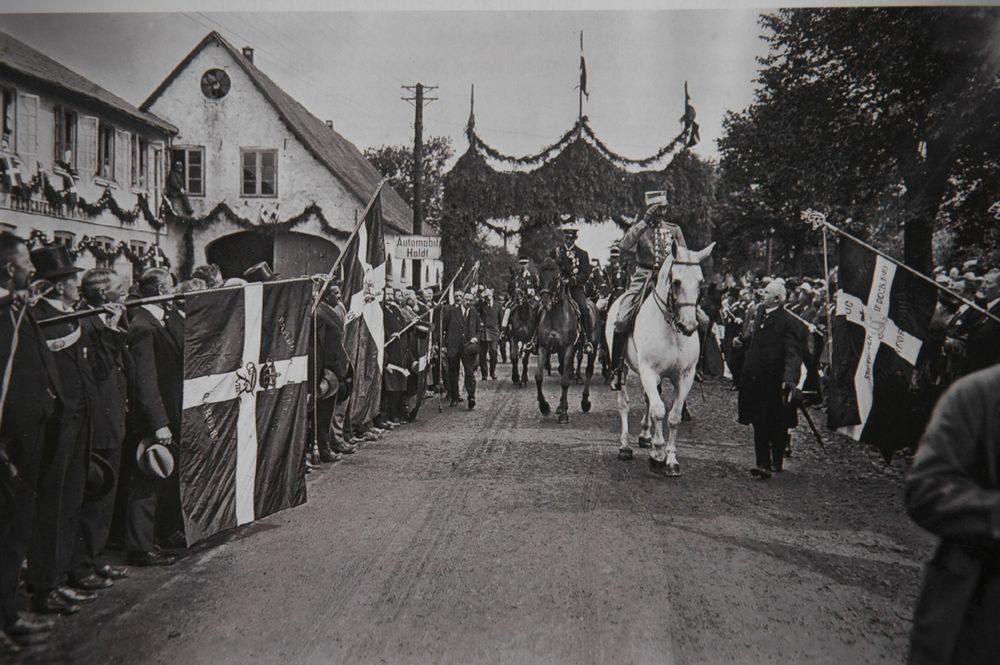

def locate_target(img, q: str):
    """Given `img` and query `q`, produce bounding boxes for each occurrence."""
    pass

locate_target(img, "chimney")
[242,46,254,63]
[325,120,333,130]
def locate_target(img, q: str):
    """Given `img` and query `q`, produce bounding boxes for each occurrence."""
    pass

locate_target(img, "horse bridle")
[650,258,701,331]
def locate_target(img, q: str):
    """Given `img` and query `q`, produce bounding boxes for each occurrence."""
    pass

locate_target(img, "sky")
[0,9,769,260]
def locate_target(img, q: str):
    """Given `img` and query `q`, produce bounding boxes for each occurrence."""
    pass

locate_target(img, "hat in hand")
[84,452,116,501]
[136,436,176,479]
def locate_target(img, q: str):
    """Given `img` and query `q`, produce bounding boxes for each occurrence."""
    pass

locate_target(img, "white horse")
[604,242,715,476]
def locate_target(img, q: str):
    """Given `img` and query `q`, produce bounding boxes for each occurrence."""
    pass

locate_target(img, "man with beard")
[0,233,62,646]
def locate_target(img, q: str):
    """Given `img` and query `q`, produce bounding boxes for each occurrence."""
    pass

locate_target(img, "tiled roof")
[142,32,413,233]
[0,29,176,135]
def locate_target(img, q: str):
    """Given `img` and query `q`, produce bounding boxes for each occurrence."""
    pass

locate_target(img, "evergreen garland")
[25,229,170,270]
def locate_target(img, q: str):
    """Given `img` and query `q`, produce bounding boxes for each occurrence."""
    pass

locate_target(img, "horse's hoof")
[637,436,652,449]
[581,399,591,413]
[648,457,667,475]
[618,447,634,461]
[539,402,551,416]
[666,462,682,477]
[557,413,570,424]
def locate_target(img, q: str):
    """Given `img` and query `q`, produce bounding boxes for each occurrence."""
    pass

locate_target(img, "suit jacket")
[316,301,350,383]
[0,302,61,478]
[737,306,804,427]
[478,300,501,342]
[444,304,483,357]
[963,301,1000,375]
[127,306,184,435]
[32,299,97,418]
[89,313,132,451]
[382,302,408,392]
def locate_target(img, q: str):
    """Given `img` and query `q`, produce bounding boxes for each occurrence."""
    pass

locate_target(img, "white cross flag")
[827,242,935,460]
[179,279,313,544]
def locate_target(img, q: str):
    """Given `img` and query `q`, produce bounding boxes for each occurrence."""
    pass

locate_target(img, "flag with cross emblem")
[827,241,936,460]
[179,279,312,544]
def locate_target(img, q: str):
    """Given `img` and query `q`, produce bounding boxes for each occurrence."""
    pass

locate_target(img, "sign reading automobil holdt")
[392,235,441,260]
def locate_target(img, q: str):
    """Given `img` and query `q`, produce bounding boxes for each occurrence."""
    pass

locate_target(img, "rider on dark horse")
[606,245,631,301]
[529,224,595,356]
[609,202,688,391]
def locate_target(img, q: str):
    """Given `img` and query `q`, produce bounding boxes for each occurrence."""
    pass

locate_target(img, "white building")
[143,31,440,287]
[0,30,175,283]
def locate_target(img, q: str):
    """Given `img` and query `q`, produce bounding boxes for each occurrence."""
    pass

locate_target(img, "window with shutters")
[15,93,37,167]
[240,148,277,198]
[1,88,14,153]
[54,106,78,169]
[53,230,75,248]
[129,239,147,255]
[131,135,148,189]
[170,147,204,196]
[152,145,163,209]
[97,124,115,180]
[94,235,115,269]
[78,116,97,175]
[114,129,129,185]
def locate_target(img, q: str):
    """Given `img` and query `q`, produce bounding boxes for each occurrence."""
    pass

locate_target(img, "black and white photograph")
[0,1,997,663]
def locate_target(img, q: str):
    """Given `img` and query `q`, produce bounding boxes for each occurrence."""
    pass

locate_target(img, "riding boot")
[610,330,627,391]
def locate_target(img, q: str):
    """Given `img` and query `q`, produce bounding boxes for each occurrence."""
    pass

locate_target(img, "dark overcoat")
[737,306,803,428]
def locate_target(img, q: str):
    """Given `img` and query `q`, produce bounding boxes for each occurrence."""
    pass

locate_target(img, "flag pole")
[385,265,465,348]
[821,226,834,364]
[312,178,388,315]
[802,210,1000,326]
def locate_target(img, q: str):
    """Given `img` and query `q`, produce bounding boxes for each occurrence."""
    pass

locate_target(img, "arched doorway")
[205,231,340,279]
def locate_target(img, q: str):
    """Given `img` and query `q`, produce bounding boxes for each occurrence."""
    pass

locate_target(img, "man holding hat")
[608,202,687,391]
[736,279,805,479]
[124,267,182,567]
[444,291,484,410]
[27,243,104,614]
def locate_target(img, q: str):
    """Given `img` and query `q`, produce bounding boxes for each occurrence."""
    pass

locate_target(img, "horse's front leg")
[557,346,572,424]
[637,391,652,449]
[535,347,550,415]
[521,340,530,386]
[664,368,696,477]
[511,340,520,385]
[616,372,633,459]
[581,348,594,413]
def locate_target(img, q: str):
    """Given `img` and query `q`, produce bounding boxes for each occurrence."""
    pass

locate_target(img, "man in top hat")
[539,223,594,354]
[27,244,101,614]
[608,201,688,390]
[123,267,182,567]
[0,233,63,644]
[243,261,278,284]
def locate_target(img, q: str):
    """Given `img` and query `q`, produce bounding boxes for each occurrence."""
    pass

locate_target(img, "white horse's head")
[655,242,716,336]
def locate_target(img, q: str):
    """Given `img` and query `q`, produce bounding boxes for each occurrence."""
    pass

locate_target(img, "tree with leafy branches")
[718,7,1000,275]
[364,136,454,227]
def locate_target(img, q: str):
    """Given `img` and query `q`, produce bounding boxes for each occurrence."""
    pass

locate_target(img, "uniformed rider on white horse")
[609,202,688,391]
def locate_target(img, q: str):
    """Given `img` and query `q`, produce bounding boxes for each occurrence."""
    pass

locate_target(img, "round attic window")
[200,69,231,99]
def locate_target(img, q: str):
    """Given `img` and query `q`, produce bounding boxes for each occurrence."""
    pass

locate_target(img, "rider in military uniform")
[607,245,630,300]
[508,256,539,298]
[547,224,594,354]
[587,259,609,300]
[609,201,687,390]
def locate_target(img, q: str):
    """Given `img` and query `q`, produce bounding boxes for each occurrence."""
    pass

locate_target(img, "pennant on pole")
[826,241,936,459]
[681,81,700,146]
[579,32,589,100]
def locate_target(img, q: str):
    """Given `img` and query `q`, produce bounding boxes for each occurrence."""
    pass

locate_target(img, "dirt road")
[12,368,933,665]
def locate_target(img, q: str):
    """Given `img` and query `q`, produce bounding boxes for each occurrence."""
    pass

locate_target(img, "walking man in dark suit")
[0,233,62,645]
[124,268,182,567]
[736,279,805,479]
[445,291,484,410]
[478,288,501,380]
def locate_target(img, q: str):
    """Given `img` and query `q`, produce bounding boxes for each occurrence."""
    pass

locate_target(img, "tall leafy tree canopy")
[364,136,454,227]
[718,7,1000,274]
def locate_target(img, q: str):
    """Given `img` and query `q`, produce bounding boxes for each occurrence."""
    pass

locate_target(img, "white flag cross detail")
[182,283,309,525]
[834,256,922,440]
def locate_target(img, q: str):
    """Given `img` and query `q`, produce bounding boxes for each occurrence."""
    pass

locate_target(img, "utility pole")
[402,82,438,289]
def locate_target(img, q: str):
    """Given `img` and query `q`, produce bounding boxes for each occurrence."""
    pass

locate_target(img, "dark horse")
[506,290,537,387]
[535,273,594,423]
